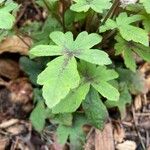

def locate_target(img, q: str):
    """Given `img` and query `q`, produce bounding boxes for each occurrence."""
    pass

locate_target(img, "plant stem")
[101,0,120,26]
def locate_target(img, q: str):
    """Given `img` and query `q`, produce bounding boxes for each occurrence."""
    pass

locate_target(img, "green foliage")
[30,101,46,132]
[79,61,119,101]
[140,0,150,13]
[117,68,145,95]
[105,85,132,119]
[82,87,108,129]
[49,61,119,114]
[19,57,47,85]
[115,35,150,72]
[70,0,111,13]
[0,0,18,29]
[30,31,111,108]
[56,113,87,149]
[2,0,150,146]
[100,12,149,46]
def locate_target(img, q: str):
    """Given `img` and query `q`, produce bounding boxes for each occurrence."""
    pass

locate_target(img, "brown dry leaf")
[0,35,32,55]
[139,63,150,92]
[134,95,142,111]
[114,124,125,143]
[145,76,150,91]
[0,59,20,79]
[8,78,33,104]
[0,136,9,150]
[95,123,115,150]
[7,124,26,135]
[116,140,136,150]
[0,119,19,129]
[84,128,95,150]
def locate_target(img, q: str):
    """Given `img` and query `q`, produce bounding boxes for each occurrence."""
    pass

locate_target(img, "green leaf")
[30,31,112,109]
[79,61,120,101]
[0,0,18,29]
[30,31,111,66]
[115,35,150,72]
[92,81,120,101]
[19,57,44,85]
[70,0,111,13]
[74,32,102,49]
[0,12,15,29]
[123,48,136,72]
[30,101,46,132]
[52,113,73,126]
[52,80,90,114]
[82,88,108,129]
[105,85,132,119]
[32,16,63,45]
[142,13,150,32]
[30,45,63,57]
[75,49,111,65]
[100,12,148,46]
[56,113,87,147]
[117,68,146,94]
[140,0,150,13]
[38,56,80,108]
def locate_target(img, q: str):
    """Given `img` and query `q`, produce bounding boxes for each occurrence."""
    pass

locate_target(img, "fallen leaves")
[95,123,115,150]
[0,59,20,79]
[0,35,32,55]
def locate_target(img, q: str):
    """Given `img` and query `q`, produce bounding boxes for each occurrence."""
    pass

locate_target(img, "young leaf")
[117,68,146,94]
[82,87,108,129]
[52,113,73,126]
[30,101,46,132]
[30,31,111,108]
[105,85,132,119]
[70,0,111,13]
[79,61,120,101]
[115,35,150,72]
[56,113,87,148]
[100,12,148,46]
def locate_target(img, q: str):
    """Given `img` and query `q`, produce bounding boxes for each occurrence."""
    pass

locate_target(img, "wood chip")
[0,137,9,150]
[0,119,19,129]
[134,95,142,111]
[116,140,136,150]
[95,123,115,150]
[114,124,125,143]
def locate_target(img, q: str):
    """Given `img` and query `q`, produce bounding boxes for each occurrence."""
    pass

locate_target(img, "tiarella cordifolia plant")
[28,0,150,134]
[1,0,149,148]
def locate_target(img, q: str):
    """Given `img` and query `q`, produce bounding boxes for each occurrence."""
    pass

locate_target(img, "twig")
[86,127,95,140]
[31,0,42,17]
[16,34,31,48]
[14,1,30,26]
[132,106,146,150]
[100,0,120,26]
[135,113,150,116]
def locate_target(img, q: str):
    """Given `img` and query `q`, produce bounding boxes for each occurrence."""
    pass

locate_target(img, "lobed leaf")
[38,56,80,108]
[52,81,90,113]
[82,88,108,129]
[100,12,148,46]
[70,0,111,13]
